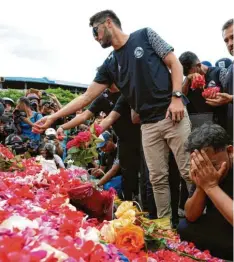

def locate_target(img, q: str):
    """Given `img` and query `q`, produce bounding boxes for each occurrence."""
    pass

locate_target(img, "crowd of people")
[0,11,233,260]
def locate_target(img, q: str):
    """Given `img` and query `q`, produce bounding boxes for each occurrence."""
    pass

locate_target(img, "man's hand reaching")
[33,115,55,133]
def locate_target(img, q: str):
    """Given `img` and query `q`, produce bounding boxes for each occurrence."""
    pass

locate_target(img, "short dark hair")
[186,123,230,153]
[179,51,199,76]
[222,19,233,32]
[89,10,122,29]
[18,97,30,107]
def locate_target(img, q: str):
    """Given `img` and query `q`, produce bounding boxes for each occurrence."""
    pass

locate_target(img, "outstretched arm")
[99,111,121,132]
[34,82,108,131]
[60,110,93,131]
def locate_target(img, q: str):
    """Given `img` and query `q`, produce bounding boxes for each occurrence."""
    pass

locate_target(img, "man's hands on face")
[190,149,227,193]
[206,93,233,107]
[166,97,184,124]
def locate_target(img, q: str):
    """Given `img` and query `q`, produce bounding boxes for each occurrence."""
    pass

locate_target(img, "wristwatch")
[172,91,183,98]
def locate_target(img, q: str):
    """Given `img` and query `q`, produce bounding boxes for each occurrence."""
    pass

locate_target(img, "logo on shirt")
[134,47,144,58]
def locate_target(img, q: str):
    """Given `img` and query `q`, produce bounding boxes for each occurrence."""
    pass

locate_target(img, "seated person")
[178,123,233,260]
[15,97,42,142]
[93,131,122,197]
[38,143,65,172]
[44,128,64,157]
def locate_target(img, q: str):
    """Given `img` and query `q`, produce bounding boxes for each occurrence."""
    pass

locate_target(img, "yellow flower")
[100,223,116,243]
[119,209,136,223]
[115,201,134,218]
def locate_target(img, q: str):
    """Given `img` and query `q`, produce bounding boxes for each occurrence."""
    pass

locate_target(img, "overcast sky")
[0,0,233,85]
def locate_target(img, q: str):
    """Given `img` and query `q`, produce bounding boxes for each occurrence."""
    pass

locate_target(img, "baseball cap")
[45,128,57,137]
[215,58,232,69]
[27,93,40,101]
[201,61,212,67]
[96,131,111,148]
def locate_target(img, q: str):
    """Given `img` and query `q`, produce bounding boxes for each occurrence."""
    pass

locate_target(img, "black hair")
[18,97,31,107]
[222,19,233,32]
[89,10,122,29]
[179,51,200,76]
[186,123,231,153]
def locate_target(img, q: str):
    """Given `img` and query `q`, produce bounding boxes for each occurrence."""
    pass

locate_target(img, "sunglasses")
[92,21,106,37]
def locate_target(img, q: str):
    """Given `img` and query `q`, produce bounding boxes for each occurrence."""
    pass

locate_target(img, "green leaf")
[94,138,104,144]
[68,147,80,154]
[90,123,95,134]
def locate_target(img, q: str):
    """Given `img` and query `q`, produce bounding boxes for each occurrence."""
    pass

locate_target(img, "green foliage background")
[0,88,79,105]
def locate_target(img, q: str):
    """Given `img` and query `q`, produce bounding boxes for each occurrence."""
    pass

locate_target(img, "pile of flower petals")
[0,154,225,261]
[0,159,121,261]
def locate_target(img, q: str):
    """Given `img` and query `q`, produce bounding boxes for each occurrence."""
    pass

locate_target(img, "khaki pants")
[141,109,191,218]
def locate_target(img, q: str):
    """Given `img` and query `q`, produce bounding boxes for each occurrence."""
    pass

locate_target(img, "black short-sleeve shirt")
[88,91,141,143]
[189,168,233,228]
[94,27,174,124]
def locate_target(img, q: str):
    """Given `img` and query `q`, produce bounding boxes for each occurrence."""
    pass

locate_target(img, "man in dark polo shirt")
[35,10,192,219]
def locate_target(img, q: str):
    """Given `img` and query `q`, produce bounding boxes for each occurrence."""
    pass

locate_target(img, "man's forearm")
[61,110,93,130]
[97,164,119,186]
[171,60,183,92]
[206,185,233,226]
[99,111,120,132]
[185,187,207,222]
[50,82,107,121]
[163,52,183,93]
[182,78,190,95]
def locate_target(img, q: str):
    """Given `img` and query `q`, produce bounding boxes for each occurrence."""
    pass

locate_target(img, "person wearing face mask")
[14,97,42,142]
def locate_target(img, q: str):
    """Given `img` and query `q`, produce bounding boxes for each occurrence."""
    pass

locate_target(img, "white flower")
[0,215,39,230]
[32,242,68,262]
[79,227,100,243]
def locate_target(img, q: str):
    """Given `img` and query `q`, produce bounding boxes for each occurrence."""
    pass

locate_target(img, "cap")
[27,93,40,101]
[215,58,232,69]
[201,61,212,67]
[2,97,15,106]
[45,128,57,137]
[96,131,111,148]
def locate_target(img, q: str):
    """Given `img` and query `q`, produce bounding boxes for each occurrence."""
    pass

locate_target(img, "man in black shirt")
[57,84,141,201]
[179,51,227,129]
[178,124,233,260]
[35,10,192,219]
[205,19,233,140]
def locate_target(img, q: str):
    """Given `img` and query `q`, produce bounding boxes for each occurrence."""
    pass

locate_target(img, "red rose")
[202,87,220,99]
[67,139,80,149]
[94,124,103,137]
[77,131,91,143]
[191,75,206,90]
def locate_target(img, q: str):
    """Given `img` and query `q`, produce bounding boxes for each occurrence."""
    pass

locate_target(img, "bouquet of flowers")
[0,144,24,171]
[66,124,103,168]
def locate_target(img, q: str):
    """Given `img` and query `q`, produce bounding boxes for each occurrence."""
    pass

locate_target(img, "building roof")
[3,77,88,89]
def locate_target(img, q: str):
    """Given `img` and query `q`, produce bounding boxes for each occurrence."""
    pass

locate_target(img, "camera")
[13,109,27,123]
